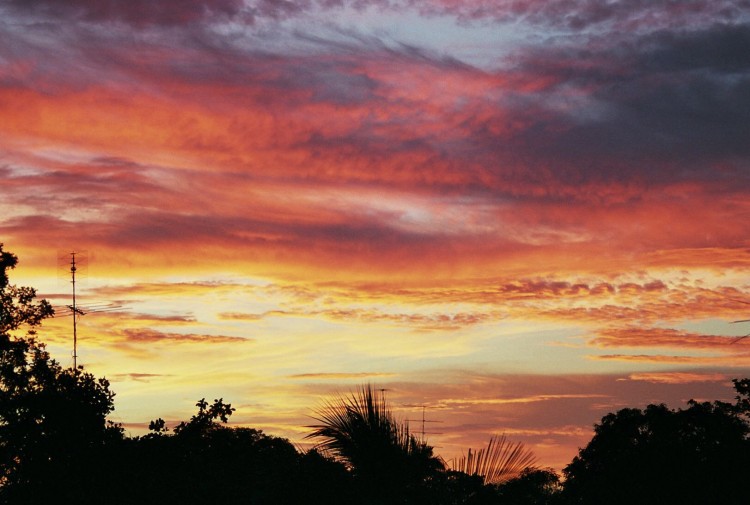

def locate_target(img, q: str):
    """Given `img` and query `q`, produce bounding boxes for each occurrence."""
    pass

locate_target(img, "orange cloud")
[591,354,750,366]
[591,327,744,350]
[120,328,247,344]
[625,372,730,384]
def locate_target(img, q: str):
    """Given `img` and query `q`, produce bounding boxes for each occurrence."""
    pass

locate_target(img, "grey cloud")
[6,0,245,27]
[408,0,750,32]
[469,22,750,193]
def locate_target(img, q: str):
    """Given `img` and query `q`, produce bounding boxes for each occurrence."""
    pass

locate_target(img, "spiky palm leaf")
[306,385,442,484]
[450,434,537,485]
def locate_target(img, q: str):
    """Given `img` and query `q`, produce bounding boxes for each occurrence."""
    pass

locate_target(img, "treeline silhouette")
[2,244,749,504]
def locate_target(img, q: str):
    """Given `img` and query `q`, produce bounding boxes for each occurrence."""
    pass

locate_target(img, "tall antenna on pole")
[67,252,85,369]
[54,250,122,369]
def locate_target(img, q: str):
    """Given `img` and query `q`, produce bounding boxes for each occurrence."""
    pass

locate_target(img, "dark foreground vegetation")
[2,244,749,504]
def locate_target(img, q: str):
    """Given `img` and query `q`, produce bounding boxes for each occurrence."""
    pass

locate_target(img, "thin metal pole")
[71,252,77,369]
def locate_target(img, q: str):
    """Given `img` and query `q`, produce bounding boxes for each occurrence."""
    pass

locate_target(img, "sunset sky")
[2,0,750,470]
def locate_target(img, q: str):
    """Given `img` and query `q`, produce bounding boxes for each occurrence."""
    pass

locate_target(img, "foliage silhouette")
[561,381,750,505]
[495,468,562,505]
[449,434,537,485]
[0,243,53,335]
[113,400,365,505]
[307,384,445,503]
[0,244,121,504]
[172,397,235,437]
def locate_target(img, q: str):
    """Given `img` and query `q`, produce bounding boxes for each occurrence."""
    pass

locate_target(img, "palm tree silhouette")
[306,384,443,500]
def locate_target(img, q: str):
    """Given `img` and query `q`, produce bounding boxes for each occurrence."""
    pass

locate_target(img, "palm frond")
[306,384,443,479]
[306,385,407,459]
[450,434,537,485]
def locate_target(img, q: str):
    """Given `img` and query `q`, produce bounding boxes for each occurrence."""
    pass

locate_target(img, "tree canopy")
[562,379,750,505]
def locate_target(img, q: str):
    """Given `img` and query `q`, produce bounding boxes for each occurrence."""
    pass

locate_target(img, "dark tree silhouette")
[561,380,750,505]
[108,398,359,505]
[172,396,235,436]
[495,468,562,505]
[0,244,121,504]
[735,377,750,414]
[307,384,445,504]
[0,243,53,336]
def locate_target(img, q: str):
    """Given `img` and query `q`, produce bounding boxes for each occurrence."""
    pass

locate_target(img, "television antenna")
[54,251,122,369]
[405,405,443,443]
[68,252,81,368]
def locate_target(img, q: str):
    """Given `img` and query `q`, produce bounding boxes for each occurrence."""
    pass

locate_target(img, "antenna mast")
[55,251,120,368]
[67,252,85,369]
[406,404,443,444]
